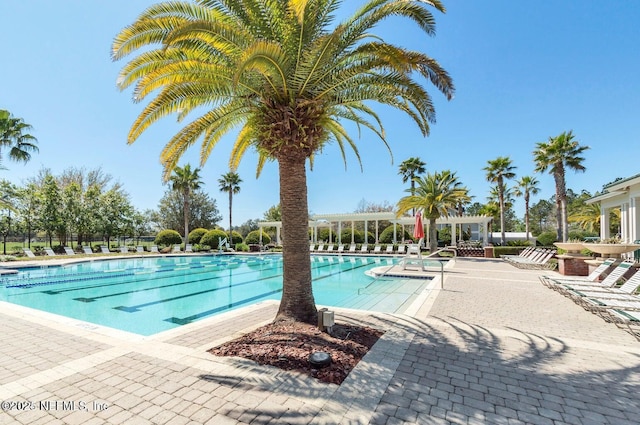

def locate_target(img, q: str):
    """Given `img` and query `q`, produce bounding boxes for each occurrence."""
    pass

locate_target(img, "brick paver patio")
[1,257,639,424]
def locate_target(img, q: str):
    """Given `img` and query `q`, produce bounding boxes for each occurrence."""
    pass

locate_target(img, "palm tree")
[533,130,589,242]
[484,157,516,246]
[397,170,466,252]
[113,0,453,324]
[513,176,540,241]
[0,109,39,168]
[398,157,426,215]
[569,203,620,235]
[168,164,202,245]
[218,171,242,243]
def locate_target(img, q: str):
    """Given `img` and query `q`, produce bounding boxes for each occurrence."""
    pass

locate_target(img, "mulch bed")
[209,321,383,385]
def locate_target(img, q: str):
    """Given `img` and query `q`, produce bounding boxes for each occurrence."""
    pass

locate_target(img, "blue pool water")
[0,254,415,336]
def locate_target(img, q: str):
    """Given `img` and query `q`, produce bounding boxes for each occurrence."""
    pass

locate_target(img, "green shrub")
[506,240,533,247]
[245,230,271,245]
[536,231,558,247]
[379,225,413,244]
[155,229,183,247]
[188,228,209,244]
[235,243,249,252]
[318,228,336,242]
[340,228,364,244]
[231,230,243,245]
[200,228,230,249]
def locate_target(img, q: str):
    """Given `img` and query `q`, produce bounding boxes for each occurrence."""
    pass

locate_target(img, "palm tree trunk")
[524,195,530,241]
[228,191,233,243]
[275,156,317,324]
[499,192,506,246]
[429,217,437,252]
[183,195,189,246]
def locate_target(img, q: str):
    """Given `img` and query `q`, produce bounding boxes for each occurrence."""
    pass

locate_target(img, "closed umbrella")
[413,212,424,244]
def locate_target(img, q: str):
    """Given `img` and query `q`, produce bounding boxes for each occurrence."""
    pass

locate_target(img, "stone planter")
[582,243,640,259]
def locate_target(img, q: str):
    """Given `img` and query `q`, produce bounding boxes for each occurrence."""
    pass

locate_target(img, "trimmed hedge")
[155,229,183,247]
[379,225,413,244]
[245,229,271,245]
[200,229,230,249]
[188,228,209,244]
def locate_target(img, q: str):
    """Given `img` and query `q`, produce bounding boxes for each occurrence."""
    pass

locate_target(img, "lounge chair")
[397,244,406,255]
[23,248,36,258]
[326,244,334,252]
[336,244,345,253]
[608,308,640,341]
[566,270,640,306]
[540,258,617,289]
[119,246,129,254]
[348,244,357,253]
[44,248,56,256]
[551,260,635,295]
[505,249,557,270]
[64,247,76,255]
[185,244,193,253]
[500,246,536,260]
[136,246,144,253]
[100,246,111,254]
[316,244,325,252]
[372,245,382,254]
[385,245,394,254]
[172,244,181,253]
[82,246,94,255]
[360,244,368,253]
[150,245,159,253]
[309,243,316,252]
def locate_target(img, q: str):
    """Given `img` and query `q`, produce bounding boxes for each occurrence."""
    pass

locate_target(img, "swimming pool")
[0,254,430,336]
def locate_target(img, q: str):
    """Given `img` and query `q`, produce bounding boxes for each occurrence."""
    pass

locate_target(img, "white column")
[451,222,456,247]
[621,203,630,242]
[351,221,355,244]
[601,207,610,240]
[375,220,379,243]
[482,221,489,246]
[631,197,640,242]
[277,226,281,245]
[364,220,368,244]
[393,223,397,244]
[338,221,342,244]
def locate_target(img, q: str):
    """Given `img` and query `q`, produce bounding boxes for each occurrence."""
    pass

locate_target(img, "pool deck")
[1,256,640,424]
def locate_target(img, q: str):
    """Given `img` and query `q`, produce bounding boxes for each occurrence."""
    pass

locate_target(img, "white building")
[587,173,640,243]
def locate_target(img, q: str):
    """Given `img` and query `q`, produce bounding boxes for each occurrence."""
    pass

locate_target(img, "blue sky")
[2,1,639,226]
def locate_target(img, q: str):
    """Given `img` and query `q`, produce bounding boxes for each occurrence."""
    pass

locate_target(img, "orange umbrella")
[413,212,424,240]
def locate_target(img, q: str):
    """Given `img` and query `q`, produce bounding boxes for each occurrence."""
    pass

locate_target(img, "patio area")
[1,257,639,424]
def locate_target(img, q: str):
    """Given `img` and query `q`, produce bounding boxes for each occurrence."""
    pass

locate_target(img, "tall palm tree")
[397,170,466,252]
[218,171,242,242]
[113,0,453,324]
[513,176,539,241]
[533,130,589,242]
[168,164,202,245]
[484,157,516,246]
[0,109,39,168]
[398,157,426,216]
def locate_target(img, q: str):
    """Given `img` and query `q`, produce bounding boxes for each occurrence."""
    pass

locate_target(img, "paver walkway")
[1,257,639,424]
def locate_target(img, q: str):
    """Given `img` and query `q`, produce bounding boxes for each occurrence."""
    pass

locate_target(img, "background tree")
[398,157,426,215]
[0,109,39,168]
[15,182,41,249]
[218,171,242,242]
[113,0,453,324]
[62,182,82,247]
[39,174,63,247]
[533,130,589,242]
[168,164,202,246]
[0,180,18,254]
[153,189,221,233]
[484,156,516,245]
[513,176,539,241]
[529,198,556,235]
[397,170,466,252]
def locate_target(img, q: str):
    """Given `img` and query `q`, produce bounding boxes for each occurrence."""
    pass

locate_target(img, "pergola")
[258,212,492,246]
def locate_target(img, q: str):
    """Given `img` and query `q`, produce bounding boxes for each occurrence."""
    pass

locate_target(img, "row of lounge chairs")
[22,245,163,257]
[539,258,640,340]
[502,247,557,270]
[310,243,408,254]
